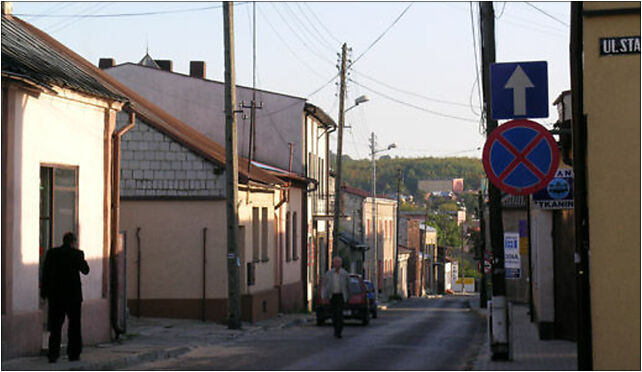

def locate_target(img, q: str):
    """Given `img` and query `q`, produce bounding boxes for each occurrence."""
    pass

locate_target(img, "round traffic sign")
[482,119,559,195]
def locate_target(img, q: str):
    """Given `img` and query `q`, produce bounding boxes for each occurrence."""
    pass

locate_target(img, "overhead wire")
[256,5,329,80]
[349,79,480,124]
[303,3,342,45]
[290,2,338,53]
[352,70,471,108]
[269,3,336,65]
[49,2,112,34]
[16,2,251,18]
[350,2,414,68]
[524,2,570,27]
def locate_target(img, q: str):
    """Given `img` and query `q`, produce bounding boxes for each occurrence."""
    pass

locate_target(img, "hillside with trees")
[336,155,484,201]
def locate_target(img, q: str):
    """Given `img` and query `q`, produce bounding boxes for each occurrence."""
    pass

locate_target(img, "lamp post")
[369,132,396,300]
[333,95,369,267]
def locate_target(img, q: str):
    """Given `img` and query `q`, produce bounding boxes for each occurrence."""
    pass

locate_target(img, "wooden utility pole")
[369,132,379,298]
[479,1,509,360]
[223,1,241,330]
[570,2,592,369]
[332,43,348,264]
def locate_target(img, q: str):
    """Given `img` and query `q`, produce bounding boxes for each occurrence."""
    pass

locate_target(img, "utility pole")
[332,43,348,263]
[393,168,401,296]
[570,2,592,369]
[369,132,379,298]
[480,1,508,360]
[223,1,241,330]
[244,2,263,173]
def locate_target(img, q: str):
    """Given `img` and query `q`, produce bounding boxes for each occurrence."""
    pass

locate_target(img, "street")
[126,296,485,370]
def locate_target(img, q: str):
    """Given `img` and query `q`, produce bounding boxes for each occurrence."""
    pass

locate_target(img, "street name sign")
[491,61,548,119]
[532,167,574,209]
[482,119,560,195]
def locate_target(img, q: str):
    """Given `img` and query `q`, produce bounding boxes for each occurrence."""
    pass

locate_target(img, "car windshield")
[349,278,363,294]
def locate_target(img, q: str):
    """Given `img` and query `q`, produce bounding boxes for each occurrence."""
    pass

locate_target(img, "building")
[418,178,464,194]
[1,10,127,358]
[572,2,640,369]
[339,185,398,299]
[101,56,334,313]
[420,223,438,296]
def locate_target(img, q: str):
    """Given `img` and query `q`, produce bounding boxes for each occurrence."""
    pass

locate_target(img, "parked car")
[314,274,370,326]
[363,280,378,319]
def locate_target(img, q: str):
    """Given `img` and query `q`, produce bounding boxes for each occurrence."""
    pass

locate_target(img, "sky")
[12,1,571,160]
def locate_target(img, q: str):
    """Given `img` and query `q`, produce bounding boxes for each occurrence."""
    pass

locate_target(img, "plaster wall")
[11,87,110,313]
[106,64,306,174]
[582,2,641,368]
[529,208,554,323]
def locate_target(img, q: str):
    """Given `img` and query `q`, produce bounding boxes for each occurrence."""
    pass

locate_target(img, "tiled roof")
[2,15,282,187]
[341,184,395,200]
[1,15,125,101]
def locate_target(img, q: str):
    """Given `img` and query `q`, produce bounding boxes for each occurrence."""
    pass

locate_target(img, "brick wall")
[118,112,225,198]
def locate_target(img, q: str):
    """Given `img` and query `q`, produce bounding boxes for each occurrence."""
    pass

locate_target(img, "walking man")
[322,256,349,338]
[41,232,90,363]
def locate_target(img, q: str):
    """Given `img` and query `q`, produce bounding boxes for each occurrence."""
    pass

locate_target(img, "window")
[252,207,259,262]
[39,166,78,287]
[261,208,268,262]
[285,212,291,262]
[292,212,298,260]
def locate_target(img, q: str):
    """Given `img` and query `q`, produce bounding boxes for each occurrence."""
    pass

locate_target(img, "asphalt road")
[126,295,485,370]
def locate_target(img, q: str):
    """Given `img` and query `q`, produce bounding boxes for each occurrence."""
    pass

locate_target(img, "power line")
[495,2,508,19]
[303,3,342,45]
[292,2,338,53]
[256,5,329,80]
[524,2,570,27]
[16,2,250,18]
[352,70,471,108]
[350,2,414,67]
[269,3,336,65]
[49,2,112,34]
[350,79,480,123]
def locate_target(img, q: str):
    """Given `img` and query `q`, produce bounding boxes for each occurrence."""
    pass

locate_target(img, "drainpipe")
[110,111,135,337]
[202,227,207,322]
[136,227,141,317]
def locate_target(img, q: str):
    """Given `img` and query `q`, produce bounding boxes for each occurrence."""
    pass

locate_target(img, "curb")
[70,346,192,371]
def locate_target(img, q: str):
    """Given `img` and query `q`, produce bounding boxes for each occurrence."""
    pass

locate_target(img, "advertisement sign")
[452,262,459,285]
[532,168,574,209]
[504,232,521,279]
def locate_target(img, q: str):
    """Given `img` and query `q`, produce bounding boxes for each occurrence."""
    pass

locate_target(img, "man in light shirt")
[322,256,349,338]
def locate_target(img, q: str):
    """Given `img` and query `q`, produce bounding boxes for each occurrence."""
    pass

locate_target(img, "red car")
[314,274,370,326]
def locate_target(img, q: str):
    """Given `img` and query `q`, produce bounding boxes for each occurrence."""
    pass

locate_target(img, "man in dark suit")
[41,232,90,363]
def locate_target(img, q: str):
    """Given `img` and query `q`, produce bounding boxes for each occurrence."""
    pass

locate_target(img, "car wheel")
[362,309,370,326]
[316,313,325,326]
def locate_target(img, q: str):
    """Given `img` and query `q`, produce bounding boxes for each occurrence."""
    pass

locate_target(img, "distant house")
[2,11,127,358]
[419,178,464,194]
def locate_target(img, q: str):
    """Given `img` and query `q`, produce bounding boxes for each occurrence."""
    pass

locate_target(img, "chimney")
[2,2,13,16]
[189,61,207,79]
[98,58,115,69]
[155,60,173,72]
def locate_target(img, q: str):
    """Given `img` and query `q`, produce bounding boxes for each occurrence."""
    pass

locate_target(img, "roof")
[106,62,308,102]
[553,90,571,106]
[501,194,527,209]
[2,15,281,187]
[1,14,125,102]
[341,184,395,200]
[304,103,337,129]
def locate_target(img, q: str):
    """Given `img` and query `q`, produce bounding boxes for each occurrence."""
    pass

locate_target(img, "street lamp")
[369,132,396,300]
[333,95,370,274]
[345,95,369,113]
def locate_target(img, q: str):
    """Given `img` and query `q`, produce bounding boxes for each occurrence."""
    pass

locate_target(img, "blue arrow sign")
[491,61,548,120]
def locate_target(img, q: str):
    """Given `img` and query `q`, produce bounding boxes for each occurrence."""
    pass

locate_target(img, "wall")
[582,2,641,368]
[529,207,555,335]
[3,85,113,357]
[106,64,306,174]
[118,113,226,198]
[502,209,529,304]
[362,197,397,298]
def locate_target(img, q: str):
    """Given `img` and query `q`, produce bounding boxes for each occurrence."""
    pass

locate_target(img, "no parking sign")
[482,119,560,195]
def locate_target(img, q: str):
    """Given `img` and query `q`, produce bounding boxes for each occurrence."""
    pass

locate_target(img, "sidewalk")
[2,312,314,371]
[468,296,577,370]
